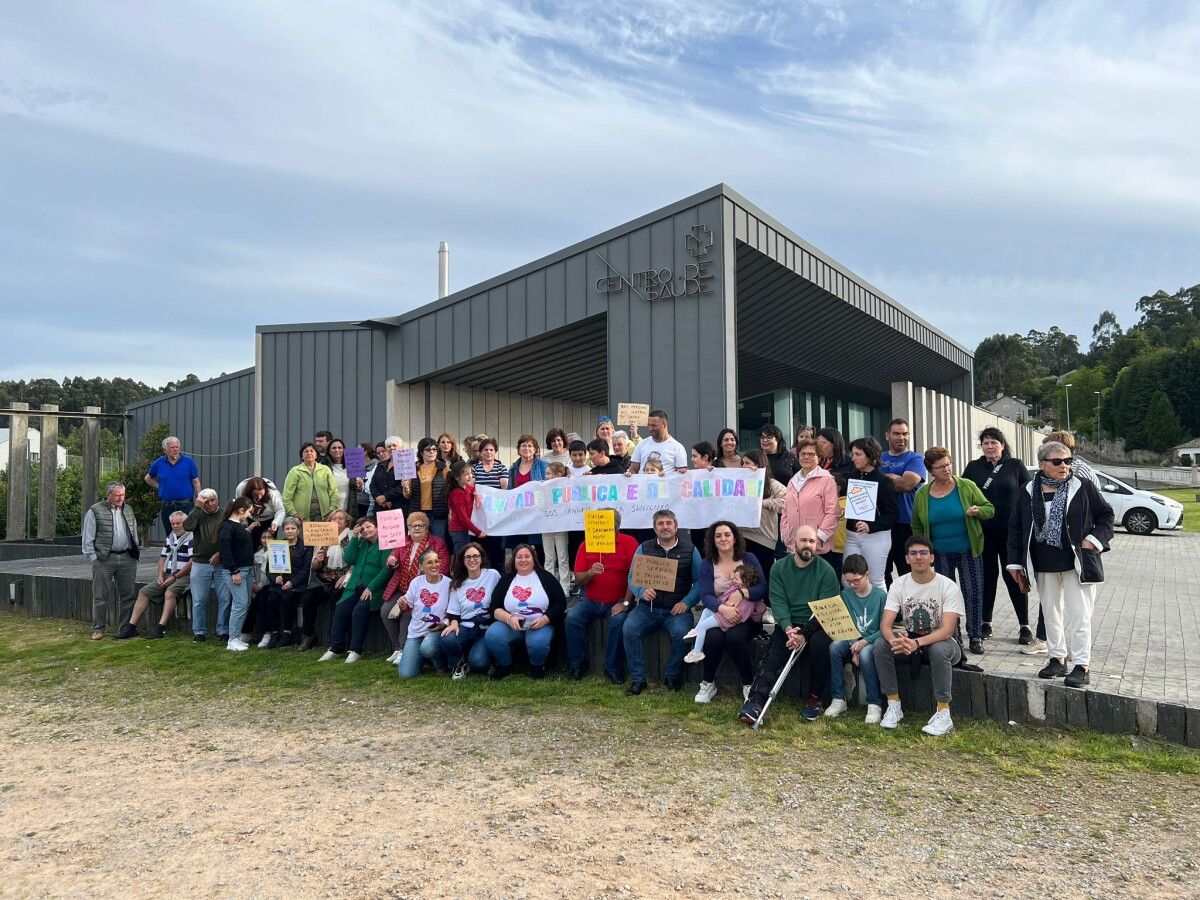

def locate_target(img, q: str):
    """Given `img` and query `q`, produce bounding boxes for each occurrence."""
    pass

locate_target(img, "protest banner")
[302,520,339,547]
[267,540,291,574]
[846,479,879,522]
[376,508,408,550]
[473,469,764,535]
[630,554,678,592]
[616,403,650,427]
[808,596,862,642]
[583,509,616,553]
[344,446,367,479]
[392,448,417,481]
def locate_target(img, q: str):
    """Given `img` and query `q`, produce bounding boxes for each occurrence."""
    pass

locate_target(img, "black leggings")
[300,585,335,638]
[701,619,760,685]
[748,625,832,705]
[263,584,304,632]
[980,530,1028,626]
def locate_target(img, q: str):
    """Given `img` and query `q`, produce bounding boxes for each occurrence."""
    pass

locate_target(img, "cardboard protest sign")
[302,520,340,547]
[808,596,862,642]
[376,508,408,550]
[344,446,367,479]
[392,448,417,481]
[583,509,616,554]
[267,540,291,574]
[846,479,878,522]
[616,403,650,427]
[631,554,678,593]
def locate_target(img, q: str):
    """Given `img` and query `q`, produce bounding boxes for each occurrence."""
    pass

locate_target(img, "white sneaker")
[824,698,848,718]
[1021,639,1047,655]
[451,660,469,681]
[683,628,698,641]
[257,633,273,649]
[385,650,400,664]
[226,638,249,652]
[921,708,954,737]
[742,685,751,701]
[864,703,883,725]
[345,651,361,664]
[318,650,337,662]
[694,681,718,703]
[683,649,705,664]
[880,701,904,729]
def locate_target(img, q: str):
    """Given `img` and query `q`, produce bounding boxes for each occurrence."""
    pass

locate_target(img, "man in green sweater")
[739,525,840,725]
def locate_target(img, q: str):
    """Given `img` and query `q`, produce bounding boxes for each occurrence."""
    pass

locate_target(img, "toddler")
[684,563,762,663]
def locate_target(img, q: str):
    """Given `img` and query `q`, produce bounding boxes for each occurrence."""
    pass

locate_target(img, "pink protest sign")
[376,508,408,550]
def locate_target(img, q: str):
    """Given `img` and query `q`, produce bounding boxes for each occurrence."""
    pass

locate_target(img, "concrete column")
[82,406,101,508]
[6,402,30,540]
[37,404,59,538]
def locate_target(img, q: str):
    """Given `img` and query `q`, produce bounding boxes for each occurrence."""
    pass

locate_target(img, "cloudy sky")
[3,1,1197,386]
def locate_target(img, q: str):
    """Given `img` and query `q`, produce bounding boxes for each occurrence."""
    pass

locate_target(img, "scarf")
[397,534,432,595]
[1031,472,1070,549]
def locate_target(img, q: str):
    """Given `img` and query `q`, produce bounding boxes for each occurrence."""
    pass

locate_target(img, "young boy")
[568,440,590,477]
[824,554,886,723]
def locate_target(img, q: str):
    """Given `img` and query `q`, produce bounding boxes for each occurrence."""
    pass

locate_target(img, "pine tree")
[1140,391,1182,453]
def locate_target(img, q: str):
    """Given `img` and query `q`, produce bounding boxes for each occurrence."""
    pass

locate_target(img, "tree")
[1045,366,1108,435]
[1025,326,1084,375]
[1141,391,1182,453]
[973,333,1039,400]
[1088,310,1122,362]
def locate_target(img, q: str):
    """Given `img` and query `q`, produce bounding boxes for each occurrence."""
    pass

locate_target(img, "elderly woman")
[369,435,409,517]
[911,446,995,654]
[318,515,393,663]
[738,450,787,579]
[396,548,451,678]
[378,512,451,665]
[257,515,312,649]
[237,475,286,545]
[962,427,1033,645]
[692,521,767,705]
[282,442,339,521]
[298,509,352,652]
[441,542,502,678]
[843,437,898,588]
[483,544,566,679]
[781,438,840,567]
[1008,441,1114,688]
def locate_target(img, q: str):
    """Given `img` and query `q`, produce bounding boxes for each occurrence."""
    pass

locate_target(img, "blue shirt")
[880,450,926,525]
[928,487,970,554]
[148,454,199,501]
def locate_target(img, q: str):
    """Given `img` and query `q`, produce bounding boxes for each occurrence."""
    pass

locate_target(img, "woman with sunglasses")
[395,548,451,678]
[1007,441,1114,688]
[402,437,451,541]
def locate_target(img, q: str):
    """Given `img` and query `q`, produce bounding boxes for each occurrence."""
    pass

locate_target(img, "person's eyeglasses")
[463,553,482,560]
[409,524,427,530]
[1044,457,1073,466]
[906,549,931,557]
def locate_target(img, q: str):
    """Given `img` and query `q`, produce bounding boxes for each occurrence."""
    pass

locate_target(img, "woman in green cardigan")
[911,446,995,655]
[318,515,392,663]
[282,442,339,521]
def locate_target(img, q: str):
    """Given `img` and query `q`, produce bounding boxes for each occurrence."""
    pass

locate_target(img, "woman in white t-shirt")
[440,542,502,679]
[396,548,451,678]
[483,544,567,679]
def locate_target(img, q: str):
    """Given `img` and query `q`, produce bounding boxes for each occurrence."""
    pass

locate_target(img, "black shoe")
[969,638,984,655]
[489,665,512,681]
[529,663,546,680]
[277,631,296,648]
[1018,626,1034,645]
[193,633,207,643]
[297,635,315,652]
[625,681,647,696]
[1064,665,1090,688]
[981,622,992,639]
[738,700,763,726]
[267,632,282,649]
[216,634,229,642]
[664,676,684,692]
[605,670,624,685]
[1038,658,1067,679]
[569,660,590,681]
[115,624,139,640]
[147,625,167,640]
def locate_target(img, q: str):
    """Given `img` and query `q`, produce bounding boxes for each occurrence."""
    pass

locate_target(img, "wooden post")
[6,402,30,539]
[37,404,59,538]
[82,406,101,510]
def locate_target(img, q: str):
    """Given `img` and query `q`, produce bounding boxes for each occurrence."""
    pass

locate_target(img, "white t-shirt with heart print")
[447,568,501,626]
[503,572,549,620]
[404,575,451,639]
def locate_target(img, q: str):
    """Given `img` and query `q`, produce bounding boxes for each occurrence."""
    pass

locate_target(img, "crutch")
[752,644,804,730]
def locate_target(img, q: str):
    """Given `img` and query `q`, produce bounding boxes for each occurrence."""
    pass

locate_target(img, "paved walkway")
[980,530,1199,707]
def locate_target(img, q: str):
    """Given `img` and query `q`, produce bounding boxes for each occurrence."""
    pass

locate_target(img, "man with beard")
[738,525,839,725]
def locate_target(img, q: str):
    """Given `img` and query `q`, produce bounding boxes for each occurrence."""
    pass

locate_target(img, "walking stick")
[753,645,803,730]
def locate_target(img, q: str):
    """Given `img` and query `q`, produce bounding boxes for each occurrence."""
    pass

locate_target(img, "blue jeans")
[428,518,449,542]
[397,632,444,678]
[829,639,882,706]
[218,567,253,640]
[440,623,490,672]
[484,620,554,667]
[622,604,692,684]
[564,598,628,677]
[330,591,373,653]
[159,499,193,537]
[189,561,233,636]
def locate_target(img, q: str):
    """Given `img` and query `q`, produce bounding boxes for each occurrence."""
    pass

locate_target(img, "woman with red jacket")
[447,460,487,555]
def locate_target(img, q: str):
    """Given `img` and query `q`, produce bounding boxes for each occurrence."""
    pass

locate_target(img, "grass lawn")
[1160,487,1200,532]
[2,613,1197,778]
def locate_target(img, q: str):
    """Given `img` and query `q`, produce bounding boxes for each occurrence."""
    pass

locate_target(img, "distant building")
[979,394,1031,423]
[0,427,69,473]
[1175,439,1200,467]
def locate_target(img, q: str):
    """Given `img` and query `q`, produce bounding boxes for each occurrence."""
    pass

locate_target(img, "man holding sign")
[565,508,639,682]
[738,525,840,726]
[622,509,700,695]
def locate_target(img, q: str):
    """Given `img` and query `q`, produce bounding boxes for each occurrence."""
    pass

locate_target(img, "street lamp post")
[1095,391,1102,447]
[1064,383,1073,432]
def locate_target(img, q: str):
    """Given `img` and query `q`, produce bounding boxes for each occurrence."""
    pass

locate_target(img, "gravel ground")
[1,690,1197,899]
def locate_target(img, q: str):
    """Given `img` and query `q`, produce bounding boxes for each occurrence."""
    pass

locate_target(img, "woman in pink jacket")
[781,438,840,566]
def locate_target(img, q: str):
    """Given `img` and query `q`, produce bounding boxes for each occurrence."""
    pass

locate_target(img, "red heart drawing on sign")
[465,587,486,604]
[512,586,533,602]
[419,589,438,607]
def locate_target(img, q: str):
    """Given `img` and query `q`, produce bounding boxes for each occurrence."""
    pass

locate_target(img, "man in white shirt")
[626,410,687,474]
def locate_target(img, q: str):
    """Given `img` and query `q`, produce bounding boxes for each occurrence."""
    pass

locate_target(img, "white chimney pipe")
[438,241,450,299]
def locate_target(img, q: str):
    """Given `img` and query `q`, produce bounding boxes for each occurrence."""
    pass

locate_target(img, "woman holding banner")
[378,512,451,665]
[738,450,787,579]
[483,544,566,679]
[843,437,898,588]
[504,434,549,561]
[282,442,339,522]
[715,428,742,468]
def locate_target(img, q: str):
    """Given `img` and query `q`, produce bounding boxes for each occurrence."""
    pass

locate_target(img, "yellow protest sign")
[808,596,862,642]
[583,509,616,554]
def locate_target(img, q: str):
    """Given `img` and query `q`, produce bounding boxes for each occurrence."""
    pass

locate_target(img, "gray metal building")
[128,184,974,504]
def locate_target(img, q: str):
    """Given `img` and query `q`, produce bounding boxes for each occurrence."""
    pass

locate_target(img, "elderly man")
[622,509,701,695]
[183,489,232,642]
[120,510,193,640]
[610,431,634,473]
[83,482,141,640]
[565,508,641,682]
[145,436,201,536]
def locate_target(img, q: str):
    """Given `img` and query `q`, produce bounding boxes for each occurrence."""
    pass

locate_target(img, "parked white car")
[1028,465,1185,535]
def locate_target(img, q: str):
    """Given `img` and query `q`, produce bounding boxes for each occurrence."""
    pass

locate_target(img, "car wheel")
[1123,508,1157,535]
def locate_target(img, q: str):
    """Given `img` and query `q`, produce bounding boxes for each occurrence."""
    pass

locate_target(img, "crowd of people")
[81,413,1115,732]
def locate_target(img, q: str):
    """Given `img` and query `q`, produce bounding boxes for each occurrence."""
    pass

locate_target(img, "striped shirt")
[472,459,509,489]
[161,531,194,576]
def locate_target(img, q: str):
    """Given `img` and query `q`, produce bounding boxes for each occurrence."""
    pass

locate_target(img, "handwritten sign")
[302,520,340,547]
[392,448,417,481]
[808,596,863,642]
[583,509,616,554]
[846,478,878,522]
[345,446,367,479]
[631,554,678,593]
[267,540,291,574]
[617,403,650,427]
[377,508,408,550]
